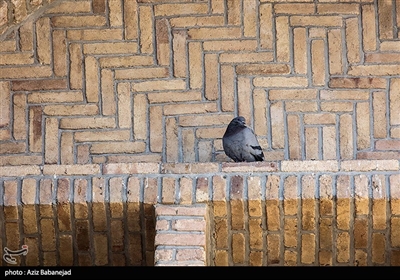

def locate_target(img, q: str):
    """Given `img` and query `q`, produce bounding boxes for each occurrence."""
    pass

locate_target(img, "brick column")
[154,204,209,266]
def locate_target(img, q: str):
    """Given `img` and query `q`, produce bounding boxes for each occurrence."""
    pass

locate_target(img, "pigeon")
[222,116,264,162]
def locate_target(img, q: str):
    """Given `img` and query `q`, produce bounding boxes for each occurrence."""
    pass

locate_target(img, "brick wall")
[1,0,400,266]
[0,0,59,38]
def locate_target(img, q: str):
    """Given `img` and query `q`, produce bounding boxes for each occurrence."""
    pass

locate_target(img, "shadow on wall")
[1,202,155,266]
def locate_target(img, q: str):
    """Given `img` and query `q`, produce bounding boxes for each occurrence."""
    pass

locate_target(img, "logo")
[3,245,29,265]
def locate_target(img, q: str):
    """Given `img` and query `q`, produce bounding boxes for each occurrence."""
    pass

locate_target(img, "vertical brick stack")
[1,0,400,267]
[154,204,208,266]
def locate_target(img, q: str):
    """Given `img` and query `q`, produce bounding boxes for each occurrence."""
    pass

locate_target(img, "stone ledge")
[1,160,399,177]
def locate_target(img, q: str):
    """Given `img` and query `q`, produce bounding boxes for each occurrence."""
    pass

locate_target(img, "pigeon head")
[224,116,246,136]
[230,116,246,127]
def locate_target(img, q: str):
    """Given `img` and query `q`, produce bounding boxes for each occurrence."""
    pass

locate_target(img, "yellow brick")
[69,43,83,90]
[243,0,257,37]
[43,104,98,116]
[139,6,153,54]
[149,106,163,153]
[275,3,314,14]
[259,4,273,49]
[267,234,281,265]
[155,3,208,17]
[276,16,290,62]
[166,117,179,162]
[90,142,145,154]
[84,42,138,54]
[36,17,51,65]
[378,0,393,40]
[205,53,219,101]
[340,114,354,160]
[270,102,285,149]
[254,77,308,88]
[0,53,34,65]
[84,56,99,103]
[203,39,258,51]
[356,102,371,150]
[99,55,153,68]
[311,40,326,86]
[188,27,241,40]
[124,0,138,40]
[173,30,187,78]
[362,5,377,51]
[322,127,336,160]
[132,79,186,92]
[348,65,400,76]
[170,15,225,28]
[53,30,67,77]
[164,102,217,115]
[305,127,318,160]
[45,1,91,13]
[291,16,343,27]
[336,232,350,263]
[221,65,235,112]
[317,3,359,14]
[328,29,343,75]
[0,66,52,79]
[51,15,106,27]
[133,94,148,140]
[345,17,361,64]
[293,27,307,74]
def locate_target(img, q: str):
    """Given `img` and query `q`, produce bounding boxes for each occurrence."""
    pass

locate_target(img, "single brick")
[319,217,333,250]
[249,251,263,266]
[103,163,159,174]
[128,233,143,265]
[22,205,37,234]
[59,235,73,266]
[391,217,400,247]
[281,160,338,172]
[214,250,228,266]
[175,248,205,262]
[284,217,298,248]
[43,252,57,266]
[40,219,56,251]
[249,218,263,250]
[214,218,228,249]
[284,250,297,266]
[319,250,332,266]
[111,220,124,252]
[336,232,350,263]
[372,233,386,264]
[354,249,368,266]
[94,233,108,266]
[336,175,351,230]
[354,217,368,249]
[390,174,400,215]
[172,218,206,232]
[24,237,39,266]
[301,233,315,264]
[283,176,298,216]
[232,233,245,264]
[354,175,369,215]
[230,200,245,230]
[155,248,174,262]
[154,233,205,246]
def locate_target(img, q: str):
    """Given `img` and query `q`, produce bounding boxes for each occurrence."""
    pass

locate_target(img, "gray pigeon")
[222,116,264,162]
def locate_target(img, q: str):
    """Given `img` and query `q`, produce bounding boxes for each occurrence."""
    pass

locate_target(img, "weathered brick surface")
[1,1,400,165]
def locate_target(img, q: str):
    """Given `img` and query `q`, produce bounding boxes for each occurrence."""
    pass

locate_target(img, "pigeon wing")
[240,127,264,162]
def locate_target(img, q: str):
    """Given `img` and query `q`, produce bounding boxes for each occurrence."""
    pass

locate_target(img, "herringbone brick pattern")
[0,0,400,165]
